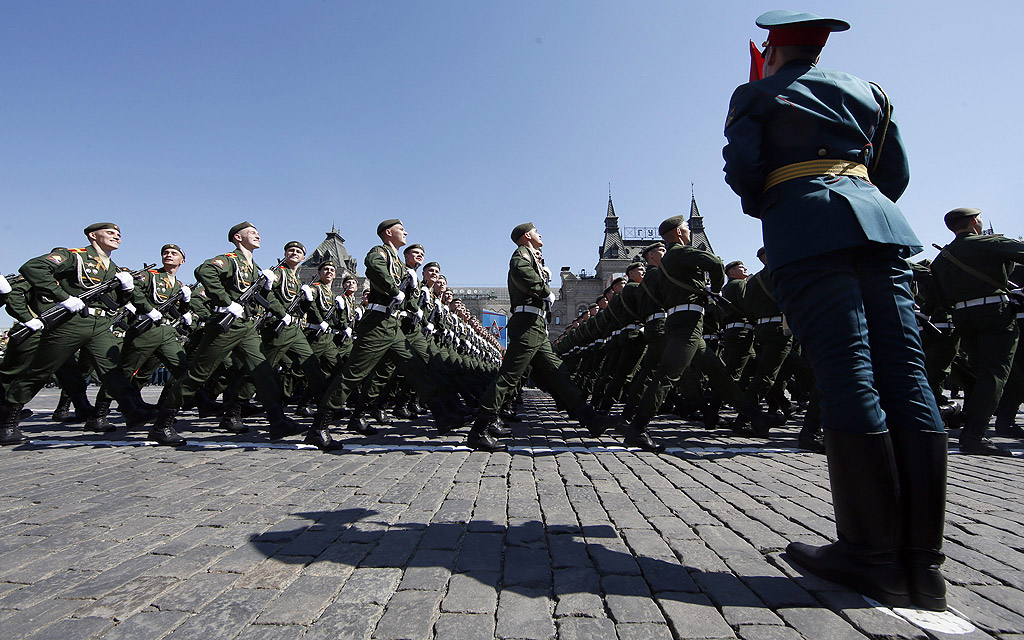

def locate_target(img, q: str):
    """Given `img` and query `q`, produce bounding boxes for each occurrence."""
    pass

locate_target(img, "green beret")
[756,246,767,259]
[725,260,744,272]
[228,221,255,242]
[318,259,336,270]
[626,261,645,273]
[161,243,185,259]
[341,272,357,282]
[658,215,686,237]
[641,241,665,257]
[376,219,402,236]
[943,207,981,230]
[423,261,440,271]
[84,222,119,235]
[284,241,305,253]
[511,222,535,243]
[403,243,424,254]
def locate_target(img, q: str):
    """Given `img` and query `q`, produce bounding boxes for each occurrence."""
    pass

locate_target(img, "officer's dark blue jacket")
[723,60,921,271]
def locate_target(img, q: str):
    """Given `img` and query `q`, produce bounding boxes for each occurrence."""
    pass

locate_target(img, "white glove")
[0,274,10,295]
[318,321,329,332]
[544,292,556,305]
[115,272,135,291]
[226,301,245,318]
[335,295,346,309]
[415,308,424,321]
[261,268,278,289]
[182,311,193,326]
[301,285,315,301]
[281,314,293,326]
[393,290,405,305]
[180,285,191,303]
[125,302,137,314]
[354,307,364,320]
[59,296,86,313]
[23,318,44,332]
[344,327,353,339]
[425,322,435,334]
[146,308,163,322]
[406,268,418,283]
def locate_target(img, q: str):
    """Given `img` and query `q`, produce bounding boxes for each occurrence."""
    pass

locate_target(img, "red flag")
[749,40,765,82]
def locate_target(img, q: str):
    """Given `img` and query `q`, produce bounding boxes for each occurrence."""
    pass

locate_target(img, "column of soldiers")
[0,220,505,451]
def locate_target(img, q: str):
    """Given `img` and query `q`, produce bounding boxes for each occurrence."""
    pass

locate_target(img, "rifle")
[109,305,135,333]
[271,272,319,337]
[212,258,286,333]
[125,286,187,341]
[306,292,340,339]
[913,310,945,337]
[7,263,155,346]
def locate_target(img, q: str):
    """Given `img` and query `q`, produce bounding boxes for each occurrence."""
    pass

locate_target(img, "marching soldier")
[1,223,156,444]
[724,10,946,610]
[931,207,1024,456]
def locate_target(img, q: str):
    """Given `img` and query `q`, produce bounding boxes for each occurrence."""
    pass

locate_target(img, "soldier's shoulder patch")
[725,106,736,128]
[46,253,65,264]
[376,248,386,256]
[211,258,226,269]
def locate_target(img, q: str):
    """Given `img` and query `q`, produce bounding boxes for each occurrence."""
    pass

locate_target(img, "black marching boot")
[427,398,464,435]
[148,409,186,446]
[574,402,619,438]
[347,407,377,436]
[267,406,304,440]
[195,389,224,420]
[304,410,342,451]
[1,402,28,445]
[891,429,948,611]
[623,414,665,453]
[369,399,392,427]
[467,414,507,452]
[786,430,912,608]
[218,402,249,433]
[797,411,825,453]
[83,399,116,433]
[117,391,158,431]
[52,392,74,422]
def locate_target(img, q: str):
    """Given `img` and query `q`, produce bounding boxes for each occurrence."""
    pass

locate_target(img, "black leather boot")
[347,410,377,436]
[218,402,248,433]
[195,389,223,419]
[52,392,74,422]
[786,430,912,608]
[267,406,304,440]
[392,397,413,419]
[702,396,722,430]
[84,399,115,433]
[118,390,158,430]
[304,411,342,451]
[574,402,619,438]
[427,398,464,435]
[797,411,825,453]
[369,400,392,426]
[148,409,186,446]
[467,415,507,452]
[1,402,28,445]
[959,414,1013,456]
[623,414,665,453]
[892,429,948,611]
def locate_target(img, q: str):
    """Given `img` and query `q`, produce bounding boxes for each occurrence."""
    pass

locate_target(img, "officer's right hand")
[393,291,406,305]
[260,268,278,289]
[23,318,44,332]
[226,301,245,318]
[59,296,86,313]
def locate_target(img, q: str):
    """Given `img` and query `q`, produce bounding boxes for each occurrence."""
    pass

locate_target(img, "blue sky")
[2,1,1021,325]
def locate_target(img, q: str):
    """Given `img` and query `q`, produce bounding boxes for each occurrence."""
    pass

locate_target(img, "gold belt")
[763,159,870,192]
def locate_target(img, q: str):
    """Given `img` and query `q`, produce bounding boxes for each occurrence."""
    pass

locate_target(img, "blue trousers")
[771,244,942,434]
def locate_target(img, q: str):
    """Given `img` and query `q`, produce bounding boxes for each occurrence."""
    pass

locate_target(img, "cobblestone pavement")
[1,387,1022,639]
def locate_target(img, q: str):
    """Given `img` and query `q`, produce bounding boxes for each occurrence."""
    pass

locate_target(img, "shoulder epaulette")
[225,252,237,258]
[69,247,87,253]
[148,269,159,274]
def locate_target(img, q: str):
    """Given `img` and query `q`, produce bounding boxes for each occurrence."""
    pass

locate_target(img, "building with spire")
[297,226,361,293]
[549,191,715,330]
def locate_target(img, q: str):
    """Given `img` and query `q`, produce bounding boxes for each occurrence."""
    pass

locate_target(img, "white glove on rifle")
[335,295,346,309]
[260,268,278,289]
[146,308,163,322]
[393,290,405,305]
[182,312,193,326]
[226,301,245,318]
[415,308,424,321]
[23,318,44,332]
[344,326,353,339]
[59,296,86,313]
[301,285,315,301]
[180,285,192,303]
[115,272,135,291]
[318,321,329,332]
[281,314,293,326]
[544,292,556,305]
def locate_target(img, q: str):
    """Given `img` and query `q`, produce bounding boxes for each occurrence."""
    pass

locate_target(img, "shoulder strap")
[936,246,1008,293]
[754,272,776,303]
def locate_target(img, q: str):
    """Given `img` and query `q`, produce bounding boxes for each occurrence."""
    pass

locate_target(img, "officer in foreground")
[723,10,946,610]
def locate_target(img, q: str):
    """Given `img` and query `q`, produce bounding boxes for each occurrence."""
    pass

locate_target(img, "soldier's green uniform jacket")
[3,278,35,325]
[365,245,407,307]
[931,234,1024,306]
[196,251,287,318]
[722,277,748,324]
[131,268,189,319]
[742,269,782,321]
[264,264,307,325]
[642,244,725,315]
[20,246,133,315]
[508,245,551,309]
[607,282,645,334]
